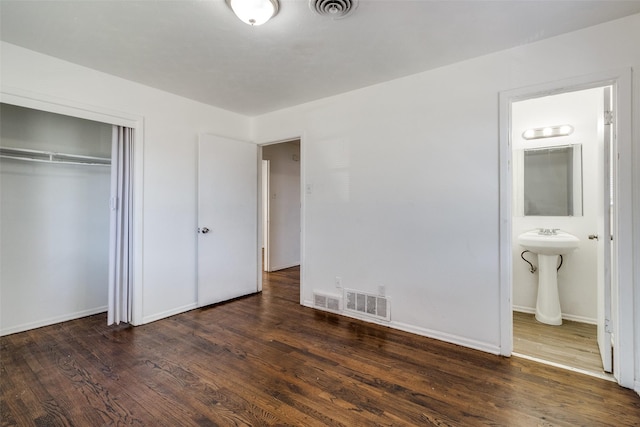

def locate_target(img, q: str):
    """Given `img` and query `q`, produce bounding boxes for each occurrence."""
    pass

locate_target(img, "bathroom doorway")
[508,85,614,379]
[499,70,635,388]
[494,66,640,386]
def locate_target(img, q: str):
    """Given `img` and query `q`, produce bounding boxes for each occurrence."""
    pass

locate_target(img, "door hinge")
[604,110,614,125]
[605,318,613,334]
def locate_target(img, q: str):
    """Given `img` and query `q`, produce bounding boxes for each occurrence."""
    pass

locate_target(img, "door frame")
[498,69,634,387]
[262,159,271,273]
[0,87,145,326]
[258,136,304,303]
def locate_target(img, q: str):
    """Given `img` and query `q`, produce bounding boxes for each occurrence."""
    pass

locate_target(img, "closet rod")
[0,155,111,167]
[0,147,111,166]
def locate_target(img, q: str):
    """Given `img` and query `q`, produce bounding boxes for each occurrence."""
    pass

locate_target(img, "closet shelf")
[0,147,111,166]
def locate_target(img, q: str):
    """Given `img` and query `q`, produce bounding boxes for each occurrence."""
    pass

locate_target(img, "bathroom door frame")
[498,69,634,388]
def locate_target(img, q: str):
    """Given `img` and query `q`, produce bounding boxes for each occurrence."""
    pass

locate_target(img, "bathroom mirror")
[515,144,583,216]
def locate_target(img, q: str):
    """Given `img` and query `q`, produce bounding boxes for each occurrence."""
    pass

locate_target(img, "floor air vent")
[344,289,390,321]
[313,292,342,313]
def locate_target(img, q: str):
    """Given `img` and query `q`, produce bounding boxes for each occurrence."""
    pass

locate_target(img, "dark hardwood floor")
[2,267,639,426]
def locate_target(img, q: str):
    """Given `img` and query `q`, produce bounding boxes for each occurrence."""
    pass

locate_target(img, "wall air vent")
[344,289,390,321]
[313,291,342,313]
[309,0,358,19]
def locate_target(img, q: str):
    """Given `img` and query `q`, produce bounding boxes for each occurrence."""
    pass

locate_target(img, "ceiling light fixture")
[227,0,279,26]
[522,124,574,140]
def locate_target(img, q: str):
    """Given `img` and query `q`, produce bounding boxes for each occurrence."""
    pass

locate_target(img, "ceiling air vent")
[309,0,358,19]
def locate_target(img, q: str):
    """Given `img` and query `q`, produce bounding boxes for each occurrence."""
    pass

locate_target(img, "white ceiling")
[2,1,640,116]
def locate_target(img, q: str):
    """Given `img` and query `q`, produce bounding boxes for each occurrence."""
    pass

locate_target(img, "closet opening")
[0,103,135,335]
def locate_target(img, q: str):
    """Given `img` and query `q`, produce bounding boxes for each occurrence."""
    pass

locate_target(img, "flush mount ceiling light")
[309,0,358,19]
[227,0,279,26]
[522,124,574,140]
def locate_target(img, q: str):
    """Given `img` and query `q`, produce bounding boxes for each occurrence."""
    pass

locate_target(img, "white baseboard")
[512,305,536,315]
[269,262,300,272]
[302,300,501,355]
[635,380,640,397]
[142,303,198,324]
[0,305,107,336]
[512,305,596,325]
[391,320,501,355]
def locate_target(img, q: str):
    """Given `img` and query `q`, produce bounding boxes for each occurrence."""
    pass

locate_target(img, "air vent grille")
[309,0,358,19]
[344,289,390,321]
[313,291,342,313]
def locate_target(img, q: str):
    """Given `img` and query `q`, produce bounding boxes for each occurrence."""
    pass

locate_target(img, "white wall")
[252,14,640,358]
[511,88,603,322]
[0,41,250,327]
[1,104,112,334]
[262,141,301,271]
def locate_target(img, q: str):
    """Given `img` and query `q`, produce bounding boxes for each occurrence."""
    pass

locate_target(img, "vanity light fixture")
[227,0,279,26]
[522,125,574,140]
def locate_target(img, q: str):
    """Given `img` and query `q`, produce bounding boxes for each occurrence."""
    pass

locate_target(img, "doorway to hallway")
[261,140,301,273]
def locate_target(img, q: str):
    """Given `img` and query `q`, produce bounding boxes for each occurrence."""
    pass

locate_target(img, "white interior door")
[596,86,613,373]
[198,134,258,306]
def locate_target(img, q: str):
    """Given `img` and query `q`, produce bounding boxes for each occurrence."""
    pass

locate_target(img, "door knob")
[588,234,599,240]
[199,227,210,234]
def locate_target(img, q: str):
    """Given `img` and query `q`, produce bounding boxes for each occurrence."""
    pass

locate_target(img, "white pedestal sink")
[518,229,579,325]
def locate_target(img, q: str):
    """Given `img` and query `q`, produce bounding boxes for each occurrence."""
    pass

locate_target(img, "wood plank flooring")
[2,267,639,426]
[513,311,605,376]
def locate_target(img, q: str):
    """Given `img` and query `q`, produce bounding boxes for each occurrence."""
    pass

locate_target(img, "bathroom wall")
[1,104,112,333]
[512,88,604,323]
[262,141,301,271]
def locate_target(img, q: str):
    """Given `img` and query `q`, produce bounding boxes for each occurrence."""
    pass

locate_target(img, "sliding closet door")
[108,126,134,325]
[197,134,258,306]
